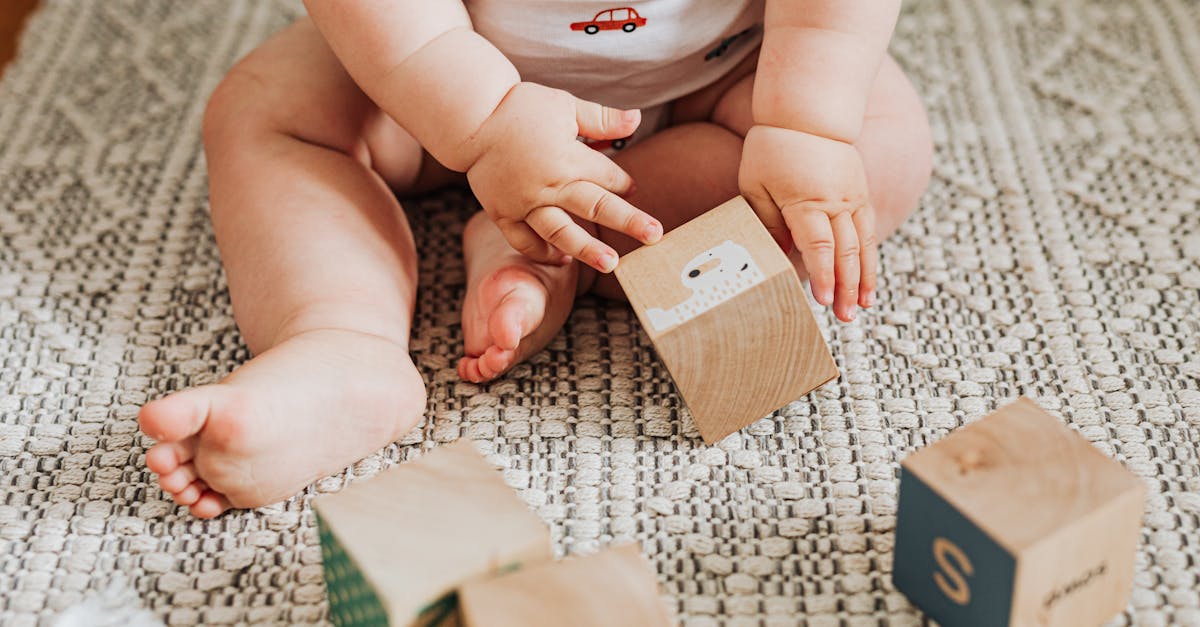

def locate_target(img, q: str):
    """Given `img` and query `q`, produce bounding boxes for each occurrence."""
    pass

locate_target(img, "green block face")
[317,514,459,627]
[892,467,1017,626]
[318,513,390,627]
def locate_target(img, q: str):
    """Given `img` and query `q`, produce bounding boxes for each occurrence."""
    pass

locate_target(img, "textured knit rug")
[2,1,1199,625]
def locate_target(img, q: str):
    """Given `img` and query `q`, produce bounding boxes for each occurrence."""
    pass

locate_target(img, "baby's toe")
[173,480,207,506]
[458,357,490,384]
[159,463,199,493]
[488,300,524,351]
[145,440,195,475]
[190,491,232,519]
[479,347,516,380]
[137,388,214,442]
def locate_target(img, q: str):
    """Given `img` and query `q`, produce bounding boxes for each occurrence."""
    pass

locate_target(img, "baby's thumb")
[576,100,641,140]
[741,185,793,253]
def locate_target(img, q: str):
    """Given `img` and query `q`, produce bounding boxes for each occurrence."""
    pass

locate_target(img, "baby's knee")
[861,60,934,235]
[708,74,754,137]
[864,111,932,237]
[871,142,931,239]
[202,67,276,149]
[887,124,932,214]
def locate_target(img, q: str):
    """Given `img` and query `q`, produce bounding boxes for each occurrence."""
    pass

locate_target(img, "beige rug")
[1,0,1198,625]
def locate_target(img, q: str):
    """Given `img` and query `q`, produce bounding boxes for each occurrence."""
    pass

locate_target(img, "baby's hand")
[465,82,663,272]
[739,125,877,322]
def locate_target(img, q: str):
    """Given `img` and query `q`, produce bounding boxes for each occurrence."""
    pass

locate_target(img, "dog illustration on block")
[645,240,766,332]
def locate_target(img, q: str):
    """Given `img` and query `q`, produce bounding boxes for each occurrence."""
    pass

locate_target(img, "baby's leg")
[458,214,583,381]
[458,123,742,381]
[138,20,452,517]
[458,55,932,381]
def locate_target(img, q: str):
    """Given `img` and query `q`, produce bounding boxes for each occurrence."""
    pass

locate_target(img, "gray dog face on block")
[645,240,766,333]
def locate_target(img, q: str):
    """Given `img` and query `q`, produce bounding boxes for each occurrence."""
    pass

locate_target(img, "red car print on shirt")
[570,7,647,34]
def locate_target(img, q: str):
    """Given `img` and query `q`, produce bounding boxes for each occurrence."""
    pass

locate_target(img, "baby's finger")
[498,220,567,266]
[853,206,878,308]
[742,186,793,253]
[527,206,619,272]
[832,212,860,322]
[575,99,641,140]
[578,147,636,196]
[556,181,661,245]
[782,207,835,305]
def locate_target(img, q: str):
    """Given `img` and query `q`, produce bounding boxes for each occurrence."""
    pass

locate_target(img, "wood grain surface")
[898,398,1145,626]
[458,544,675,627]
[902,397,1143,552]
[616,196,839,443]
[313,441,552,625]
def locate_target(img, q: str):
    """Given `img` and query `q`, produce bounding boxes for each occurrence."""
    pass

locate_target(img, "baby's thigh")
[697,53,931,236]
[670,46,759,132]
[858,55,933,234]
[205,18,456,194]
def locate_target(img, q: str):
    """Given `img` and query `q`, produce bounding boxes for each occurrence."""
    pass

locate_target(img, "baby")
[138,0,932,517]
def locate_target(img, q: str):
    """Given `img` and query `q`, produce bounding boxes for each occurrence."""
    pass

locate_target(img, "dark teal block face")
[892,467,1017,627]
[317,514,389,627]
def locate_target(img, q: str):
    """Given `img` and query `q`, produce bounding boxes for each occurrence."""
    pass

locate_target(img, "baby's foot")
[138,329,426,518]
[459,213,582,382]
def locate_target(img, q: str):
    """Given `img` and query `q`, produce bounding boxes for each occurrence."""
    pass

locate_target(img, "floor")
[2,2,1198,625]
[0,0,38,74]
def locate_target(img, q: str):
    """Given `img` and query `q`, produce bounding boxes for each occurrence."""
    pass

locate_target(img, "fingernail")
[642,221,662,243]
[624,109,641,124]
[625,180,638,196]
[865,292,875,307]
[819,288,834,304]
[599,252,618,272]
[846,307,857,321]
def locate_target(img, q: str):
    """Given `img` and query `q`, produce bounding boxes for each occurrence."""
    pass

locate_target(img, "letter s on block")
[932,537,974,605]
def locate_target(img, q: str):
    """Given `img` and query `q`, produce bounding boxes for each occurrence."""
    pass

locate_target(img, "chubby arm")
[753,1,900,142]
[302,0,518,171]
[303,0,661,271]
[740,1,901,322]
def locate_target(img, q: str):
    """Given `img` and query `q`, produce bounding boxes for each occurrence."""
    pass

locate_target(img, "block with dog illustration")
[614,195,838,443]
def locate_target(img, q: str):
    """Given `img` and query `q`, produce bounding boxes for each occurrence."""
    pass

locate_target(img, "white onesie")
[465,1,765,147]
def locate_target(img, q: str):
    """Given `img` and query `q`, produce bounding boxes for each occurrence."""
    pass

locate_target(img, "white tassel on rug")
[53,577,163,627]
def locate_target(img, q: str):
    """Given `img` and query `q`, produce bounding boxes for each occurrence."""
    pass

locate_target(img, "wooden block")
[892,397,1145,627]
[614,195,838,443]
[313,441,552,627]
[457,544,674,627]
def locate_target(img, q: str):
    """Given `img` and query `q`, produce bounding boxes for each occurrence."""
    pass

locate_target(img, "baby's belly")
[465,0,765,109]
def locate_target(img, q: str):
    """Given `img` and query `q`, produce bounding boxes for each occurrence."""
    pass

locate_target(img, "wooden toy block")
[892,397,1145,627]
[614,195,838,443]
[313,441,552,627]
[457,544,675,627]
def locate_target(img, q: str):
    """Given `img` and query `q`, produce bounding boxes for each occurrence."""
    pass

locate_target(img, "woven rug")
[2,0,1198,625]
